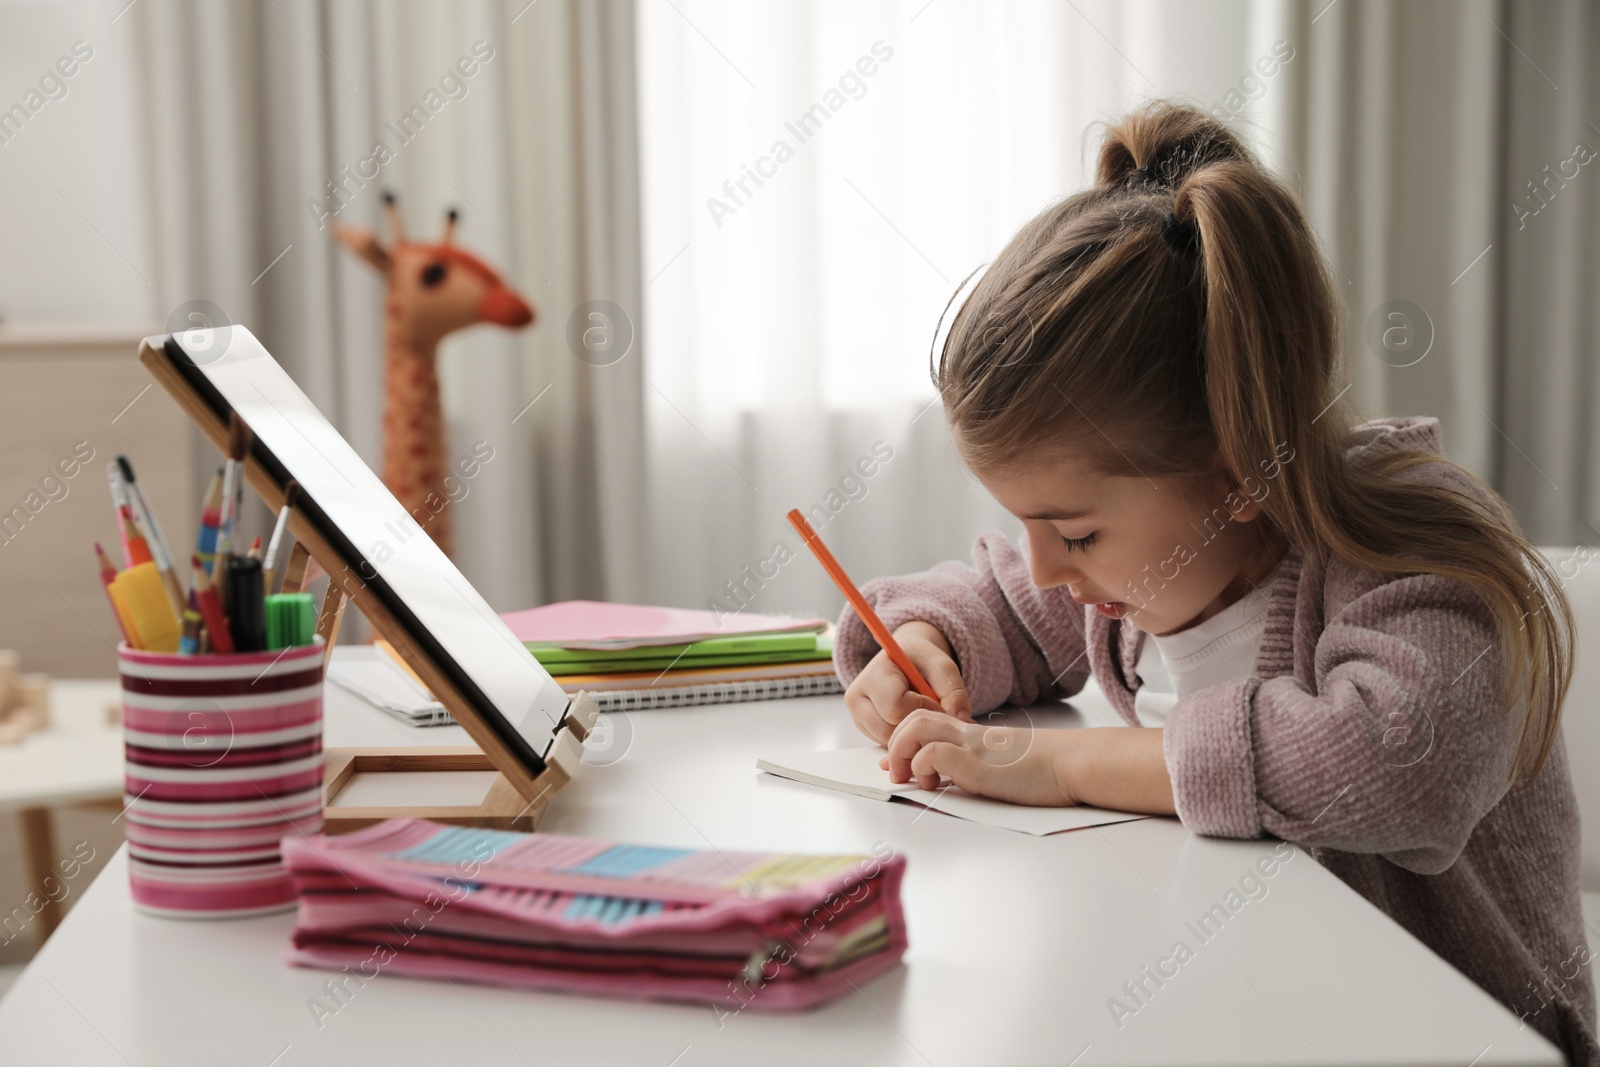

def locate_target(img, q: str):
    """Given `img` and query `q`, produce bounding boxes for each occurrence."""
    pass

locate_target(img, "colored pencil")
[178,610,202,656]
[120,505,152,566]
[94,541,133,645]
[196,468,224,573]
[785,508,941,703]
[190,554,234,654]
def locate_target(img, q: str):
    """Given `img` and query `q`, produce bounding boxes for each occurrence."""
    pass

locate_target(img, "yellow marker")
[107,584,144,650]
[111,562,181,653]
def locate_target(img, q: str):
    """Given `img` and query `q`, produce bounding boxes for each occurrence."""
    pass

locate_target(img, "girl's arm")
[1162,565,1517,875]
[883,711,1176,813]
[833,529,1091,715]
[885,561,1522,865]
[1060,727,1177,813]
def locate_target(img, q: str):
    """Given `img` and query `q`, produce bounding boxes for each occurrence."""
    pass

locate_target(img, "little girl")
[835,100,1596,1063]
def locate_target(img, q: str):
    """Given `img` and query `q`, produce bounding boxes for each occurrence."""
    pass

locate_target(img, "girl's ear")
[1195,462,1238,504]
[1227,488,1265,523]
[1198,462,1266,523]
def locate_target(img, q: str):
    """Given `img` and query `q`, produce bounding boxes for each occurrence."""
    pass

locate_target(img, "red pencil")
[785,508,941,703]
[93,541,132,644]
[191,554,234,654]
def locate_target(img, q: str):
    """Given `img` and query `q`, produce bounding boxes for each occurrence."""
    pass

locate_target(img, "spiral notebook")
[586,671,843,711]
[349,642,843,723]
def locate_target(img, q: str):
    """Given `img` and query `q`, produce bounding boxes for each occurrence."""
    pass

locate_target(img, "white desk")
[0,663,1561,1066]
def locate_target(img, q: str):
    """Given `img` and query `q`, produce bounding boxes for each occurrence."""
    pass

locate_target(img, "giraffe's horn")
[442,208,459,245]
[382,191,404,243]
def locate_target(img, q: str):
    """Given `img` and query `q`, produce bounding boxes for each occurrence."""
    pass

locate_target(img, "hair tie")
[1161,211,1199,257]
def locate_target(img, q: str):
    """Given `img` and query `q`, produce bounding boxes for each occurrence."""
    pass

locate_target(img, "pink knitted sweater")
[834,417,1597,1063]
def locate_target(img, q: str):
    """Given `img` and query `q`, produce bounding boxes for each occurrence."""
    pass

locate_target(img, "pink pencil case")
[282,818,908,1011]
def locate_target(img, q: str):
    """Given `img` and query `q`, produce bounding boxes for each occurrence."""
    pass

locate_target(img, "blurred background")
[0,0,1596,983]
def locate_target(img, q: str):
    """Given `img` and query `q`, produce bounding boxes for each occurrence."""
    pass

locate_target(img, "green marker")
[265,592,316,650]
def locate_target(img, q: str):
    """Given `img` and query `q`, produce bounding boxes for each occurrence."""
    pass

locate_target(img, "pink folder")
[500,600,828,650]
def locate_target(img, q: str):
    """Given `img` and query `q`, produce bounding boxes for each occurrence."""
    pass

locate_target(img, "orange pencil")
[785,508,941,703]
[119,505,152,566]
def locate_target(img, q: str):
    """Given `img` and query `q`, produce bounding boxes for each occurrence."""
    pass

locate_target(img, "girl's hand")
[843,620,974,745]
[881,709,1074,807]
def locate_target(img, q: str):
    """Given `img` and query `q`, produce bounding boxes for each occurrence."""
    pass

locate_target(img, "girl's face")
[974,451,1278,636]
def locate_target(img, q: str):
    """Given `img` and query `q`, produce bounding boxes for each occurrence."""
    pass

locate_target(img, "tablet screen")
[160,326,568,774]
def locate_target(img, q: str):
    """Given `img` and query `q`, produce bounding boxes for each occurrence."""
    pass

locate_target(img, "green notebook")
[529,632,834,676]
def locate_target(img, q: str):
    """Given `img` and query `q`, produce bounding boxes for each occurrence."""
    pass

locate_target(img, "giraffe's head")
[333,192,534,351]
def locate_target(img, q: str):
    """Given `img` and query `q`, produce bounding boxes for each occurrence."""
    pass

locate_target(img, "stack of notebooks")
[283,818,908,1011]
[510,601,842,711]
[332,602,845,722]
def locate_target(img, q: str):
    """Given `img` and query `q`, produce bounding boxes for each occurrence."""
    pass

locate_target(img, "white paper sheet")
[756,746,1149,836]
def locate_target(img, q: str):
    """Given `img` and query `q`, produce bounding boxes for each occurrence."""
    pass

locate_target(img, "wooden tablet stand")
[139,338,598,834]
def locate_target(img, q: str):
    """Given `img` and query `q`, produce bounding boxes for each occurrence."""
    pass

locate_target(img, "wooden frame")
[138,336,598,834]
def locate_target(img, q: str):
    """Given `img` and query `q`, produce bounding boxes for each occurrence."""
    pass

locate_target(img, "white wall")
[0,0,155,325]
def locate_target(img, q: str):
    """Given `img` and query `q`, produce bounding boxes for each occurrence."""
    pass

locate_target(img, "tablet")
[155,325,570,776]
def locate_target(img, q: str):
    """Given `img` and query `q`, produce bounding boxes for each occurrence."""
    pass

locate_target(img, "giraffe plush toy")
[332,193,534,558]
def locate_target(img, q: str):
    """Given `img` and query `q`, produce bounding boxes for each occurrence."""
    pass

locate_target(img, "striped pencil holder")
[119,640,325,918]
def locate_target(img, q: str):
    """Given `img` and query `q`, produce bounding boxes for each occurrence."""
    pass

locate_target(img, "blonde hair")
[936,100,1572,785]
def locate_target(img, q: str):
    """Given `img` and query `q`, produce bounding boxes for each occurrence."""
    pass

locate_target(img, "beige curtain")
[1498,1,1600,543]
[126,0,648,617]
[119,0,1598,622]
[1284,0,1599,544]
